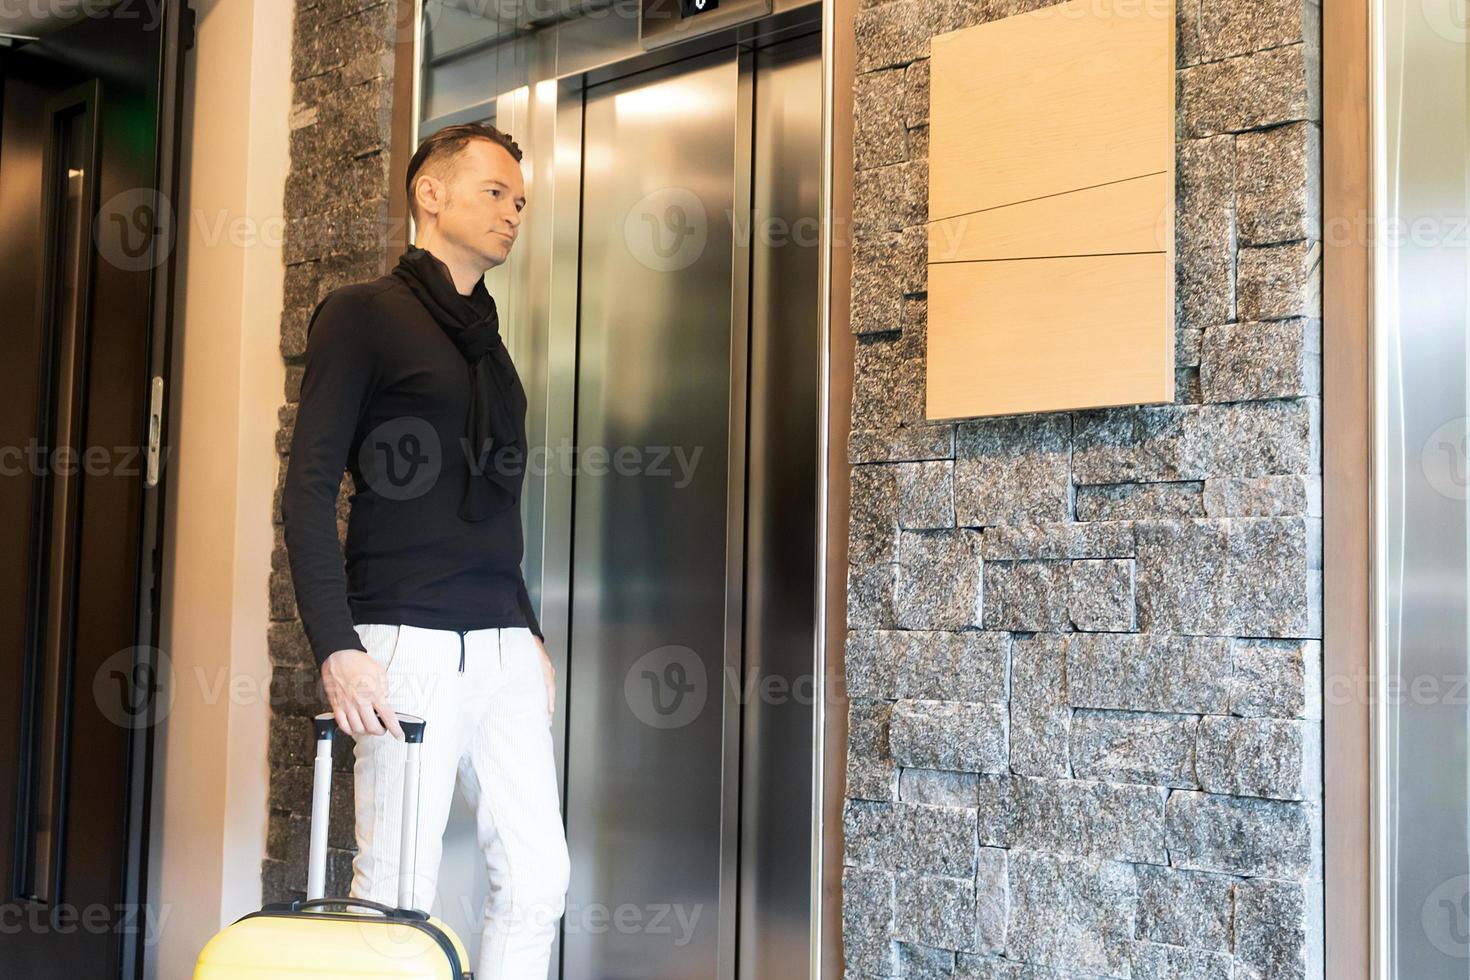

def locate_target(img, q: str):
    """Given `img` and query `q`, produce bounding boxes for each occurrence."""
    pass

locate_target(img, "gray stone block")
[844,865,899,977]
[855,68,908,171]
[897,942,955,978]
[906,123,929,161]
[982,522,1136,560]
[854,0,933,72]
[854,159,928,236]
[895,872,982,952]
[982,560,1070,631]
[1177,359,1203,410]
[1230,638,1322,718]
[284,197,390,265]
[1238,241,1322,321]
[845,863,896,936]
[1068,559,1137,632]
[850,464,902,564]
[972,775,1015,848]
[1179,44,1320,139]
[1199,0,1316,62]
[844,800,980,877]
[1235,878,1324,980]
[904,945,956,979]
[1176,135,1236,331]
[846,629,1011,703]
[1204,475,1321,518]
[1130,942,1233,980]
[1070,710,1200,789]
[954,415,1071,527]
[899,768,983,808]
[1005,852,1137,977]
[849,754,899,805]
[899,460,956,529]
[1177,0,1202,66]
[852,248,905,335]
[848,699,899,802]
[975,847,1008,956]
[1135,518,1321,637]
[1072,401,1319,485]
[850,423,956,465]
[855,330,926,430]
[898,224,928,295]
[848,564,899,629]
[1067,633,1233,714]
[1009,634,1071,776]
[1196,716,1322,801]
[902,630,1012,703]
[1075,482,1206,522]
[847,629,905,698]
[1200,319,1321,403]
[903,293,927,334]
[897,529,985,629]
[1165,791,1320,878]
[1135,864,1237,953]
[950,954,1032,979]
[1237,121,1322,246]
[1178,326,1205,368]
[903,58,930,129]
[268,620,313,671]
[891,699,1009,774]
[1006,776,1169,865]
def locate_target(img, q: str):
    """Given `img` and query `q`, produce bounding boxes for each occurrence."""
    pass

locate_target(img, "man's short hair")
[404,123,523,220]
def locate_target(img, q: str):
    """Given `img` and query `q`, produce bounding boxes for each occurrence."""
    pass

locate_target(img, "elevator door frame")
[476,16,825,978]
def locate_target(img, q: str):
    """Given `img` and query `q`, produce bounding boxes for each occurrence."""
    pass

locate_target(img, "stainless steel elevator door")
[564,47,739,980]
[561,32,822,980]
[739,33,822,980]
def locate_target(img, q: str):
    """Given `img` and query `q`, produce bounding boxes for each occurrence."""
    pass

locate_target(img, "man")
[281,123,569,979]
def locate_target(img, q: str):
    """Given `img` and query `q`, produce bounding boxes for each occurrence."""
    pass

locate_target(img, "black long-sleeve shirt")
[281,275,543,670]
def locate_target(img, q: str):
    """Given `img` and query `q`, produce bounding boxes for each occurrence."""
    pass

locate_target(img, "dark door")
[0,5,189,978]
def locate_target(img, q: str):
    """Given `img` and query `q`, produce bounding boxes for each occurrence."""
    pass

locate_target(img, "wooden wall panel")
[926,0,1176,421]
[929,253,1174,419]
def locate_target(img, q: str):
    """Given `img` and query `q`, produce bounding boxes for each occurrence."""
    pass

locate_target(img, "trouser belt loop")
[499,630,505,671]
[456,629,466,674]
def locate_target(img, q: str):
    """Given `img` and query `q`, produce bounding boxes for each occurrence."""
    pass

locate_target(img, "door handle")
[145,375,163,487]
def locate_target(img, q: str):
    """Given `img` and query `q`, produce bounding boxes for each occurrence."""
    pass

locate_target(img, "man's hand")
[321,649,404,740]
[534,636,555,722]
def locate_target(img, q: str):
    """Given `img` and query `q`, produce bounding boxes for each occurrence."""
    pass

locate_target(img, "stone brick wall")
[842,0,1324,977]
[262,0,402,905]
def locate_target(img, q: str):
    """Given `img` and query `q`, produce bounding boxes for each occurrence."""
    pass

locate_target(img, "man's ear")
[413,173,445,219]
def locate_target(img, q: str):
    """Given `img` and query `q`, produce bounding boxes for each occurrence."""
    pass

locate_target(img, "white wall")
[148,0,291,975]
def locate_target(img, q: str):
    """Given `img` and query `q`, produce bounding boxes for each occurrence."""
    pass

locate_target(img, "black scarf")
[391,245,527,522]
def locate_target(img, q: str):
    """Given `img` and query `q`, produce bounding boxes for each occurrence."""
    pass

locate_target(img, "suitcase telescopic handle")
[307,710,427,911]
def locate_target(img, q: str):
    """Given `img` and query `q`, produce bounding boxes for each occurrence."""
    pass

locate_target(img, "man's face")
[435,139,527,268]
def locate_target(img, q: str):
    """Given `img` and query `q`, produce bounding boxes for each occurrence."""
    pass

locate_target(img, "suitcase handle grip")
[289,897,428,921]
[314,712,425,743]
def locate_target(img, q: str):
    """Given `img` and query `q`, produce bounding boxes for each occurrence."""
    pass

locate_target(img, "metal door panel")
[563,47,740,980]
[739,33,822,980]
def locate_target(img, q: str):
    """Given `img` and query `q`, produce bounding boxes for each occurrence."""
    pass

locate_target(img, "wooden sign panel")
[926,0,1176,420]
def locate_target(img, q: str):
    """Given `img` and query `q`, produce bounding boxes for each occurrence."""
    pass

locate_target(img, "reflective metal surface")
[562,47,738,980]
[419,7,823,977]
[739,30,822,980]
[1376,0,1470,973]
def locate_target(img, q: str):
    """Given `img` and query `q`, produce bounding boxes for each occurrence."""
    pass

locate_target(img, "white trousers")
[347,622,570,980]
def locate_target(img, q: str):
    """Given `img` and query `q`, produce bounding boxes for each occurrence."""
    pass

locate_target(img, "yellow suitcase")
[195,712,473,979]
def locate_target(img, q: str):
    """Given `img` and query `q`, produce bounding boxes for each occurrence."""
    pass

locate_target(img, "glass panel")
[1378,0,1470,972]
